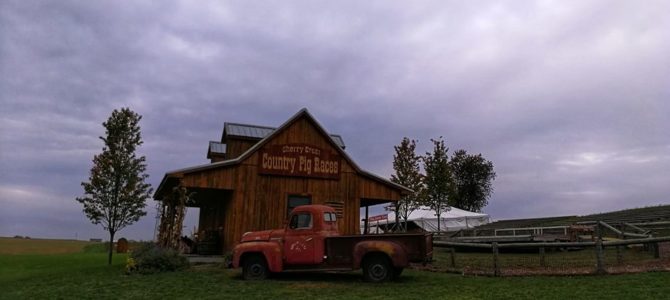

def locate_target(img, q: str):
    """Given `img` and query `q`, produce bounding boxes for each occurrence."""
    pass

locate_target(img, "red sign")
[258,144,341,180]
[368,214,388,222]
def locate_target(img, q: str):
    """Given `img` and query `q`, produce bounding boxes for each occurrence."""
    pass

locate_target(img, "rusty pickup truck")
[232,204,432,282]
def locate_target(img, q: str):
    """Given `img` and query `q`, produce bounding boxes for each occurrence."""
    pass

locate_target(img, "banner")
[258,144,341,179]
[368,214,388,222]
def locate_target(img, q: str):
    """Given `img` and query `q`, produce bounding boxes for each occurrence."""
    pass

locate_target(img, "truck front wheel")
[242,255,268,280]
[362,254,393,282]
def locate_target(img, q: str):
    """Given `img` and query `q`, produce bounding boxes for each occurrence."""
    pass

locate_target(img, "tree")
[390,137,425,232]
[77,108,153,265]
[423,137,453,232]
[449,149,496,212]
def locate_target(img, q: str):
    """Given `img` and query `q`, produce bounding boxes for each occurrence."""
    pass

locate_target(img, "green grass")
[1,252,669,300]
[1,238,668,299]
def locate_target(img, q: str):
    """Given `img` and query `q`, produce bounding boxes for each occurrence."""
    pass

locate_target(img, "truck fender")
[353,240,408,269]
[233,242,284,273]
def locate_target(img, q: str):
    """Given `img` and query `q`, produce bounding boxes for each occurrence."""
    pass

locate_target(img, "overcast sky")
[1,1,669,241]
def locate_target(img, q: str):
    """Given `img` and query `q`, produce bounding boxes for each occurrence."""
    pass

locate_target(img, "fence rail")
[435,236,670,249]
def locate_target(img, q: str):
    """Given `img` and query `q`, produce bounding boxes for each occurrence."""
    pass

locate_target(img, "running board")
[282,268,353,273]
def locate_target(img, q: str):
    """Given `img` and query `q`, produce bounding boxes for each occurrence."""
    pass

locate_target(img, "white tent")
[364,206,490,233]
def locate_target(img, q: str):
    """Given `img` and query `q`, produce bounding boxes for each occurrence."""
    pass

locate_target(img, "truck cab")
[232,205,432,282]
[282,205,339,264]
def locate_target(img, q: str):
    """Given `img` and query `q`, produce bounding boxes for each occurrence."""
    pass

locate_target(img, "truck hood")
[240,229,285,243]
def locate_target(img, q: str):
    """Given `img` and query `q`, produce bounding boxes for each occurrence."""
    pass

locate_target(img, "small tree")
[449,149,496,212]
[77,108,152,265]
[390,138,425,232]
[423,137,453,232]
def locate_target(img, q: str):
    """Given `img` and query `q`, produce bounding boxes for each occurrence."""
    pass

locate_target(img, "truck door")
[284,212,316,265]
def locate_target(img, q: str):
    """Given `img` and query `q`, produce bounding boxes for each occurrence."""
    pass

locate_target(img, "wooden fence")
[433,236,670,276]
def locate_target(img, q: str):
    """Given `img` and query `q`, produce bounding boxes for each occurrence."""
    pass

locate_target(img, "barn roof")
[208,141,226,154]
[155,108,410,199]
[206,141,227,159]
[222,122,346,149]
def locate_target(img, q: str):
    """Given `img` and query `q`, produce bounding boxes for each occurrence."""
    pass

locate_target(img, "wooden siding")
[209,155,227,163]
[225,139,258,159]
[180,168,236,190]
[358,176,401,202]
[178,115,403,251]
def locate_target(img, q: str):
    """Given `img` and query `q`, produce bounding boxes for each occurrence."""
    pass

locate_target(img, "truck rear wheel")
[242,255,268,280]
[362,254,393,283]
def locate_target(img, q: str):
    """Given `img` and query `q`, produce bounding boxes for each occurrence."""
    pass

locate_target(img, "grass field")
[1,238,669,299]
[0,237,100,255]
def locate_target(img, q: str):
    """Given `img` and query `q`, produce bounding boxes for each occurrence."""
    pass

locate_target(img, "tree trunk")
[108,230,115,265]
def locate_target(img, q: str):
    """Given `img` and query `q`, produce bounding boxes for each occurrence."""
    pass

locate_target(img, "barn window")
[287,195,311,217]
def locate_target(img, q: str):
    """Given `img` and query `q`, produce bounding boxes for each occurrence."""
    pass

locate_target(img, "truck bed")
[323,233,433,268]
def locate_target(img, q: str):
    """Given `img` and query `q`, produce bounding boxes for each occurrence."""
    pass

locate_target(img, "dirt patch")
[287,283,336,289]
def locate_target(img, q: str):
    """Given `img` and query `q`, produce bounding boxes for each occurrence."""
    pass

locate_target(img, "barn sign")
[259,144,341,179]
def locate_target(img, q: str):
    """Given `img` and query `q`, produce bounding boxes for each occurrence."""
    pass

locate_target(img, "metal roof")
[223,122,346,149]
[224,123,275,140]
[208,141,226,154]
[329,135,346,149]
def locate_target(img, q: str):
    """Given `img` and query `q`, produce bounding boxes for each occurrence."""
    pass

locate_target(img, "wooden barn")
[154,108,410,253]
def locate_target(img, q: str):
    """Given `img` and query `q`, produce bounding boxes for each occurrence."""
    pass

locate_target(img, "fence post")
[450,247,456,268]
[595,237,606,274]
[616,224,624,264]
[492,242,500,277]
[653,242,660,259]
[539,246,546,267]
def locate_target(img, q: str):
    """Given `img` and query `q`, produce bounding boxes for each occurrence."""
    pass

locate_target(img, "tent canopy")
[367,206,490,233]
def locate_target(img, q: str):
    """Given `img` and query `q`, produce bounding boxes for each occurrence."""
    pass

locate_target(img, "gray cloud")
[1,0,668,239]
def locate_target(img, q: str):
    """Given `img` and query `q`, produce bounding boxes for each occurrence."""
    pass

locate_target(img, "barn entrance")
[360,198,394,234]
[188,188,233,255]
[156,185,232,255]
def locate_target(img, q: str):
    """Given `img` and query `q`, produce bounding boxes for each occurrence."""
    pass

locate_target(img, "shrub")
[127,242,189,274]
